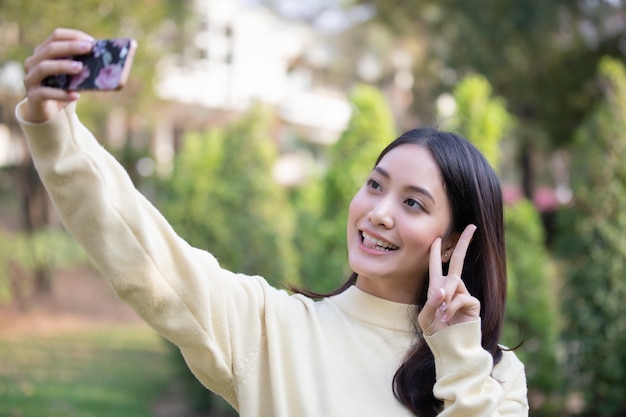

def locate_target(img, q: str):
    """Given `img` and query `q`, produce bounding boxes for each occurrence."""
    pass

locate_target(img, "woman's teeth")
[361,231,399,251]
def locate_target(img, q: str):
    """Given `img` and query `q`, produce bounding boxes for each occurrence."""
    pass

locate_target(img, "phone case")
[42,38,137,91]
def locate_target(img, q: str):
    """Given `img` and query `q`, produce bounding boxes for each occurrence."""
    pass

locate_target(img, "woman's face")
[347,143,456,303]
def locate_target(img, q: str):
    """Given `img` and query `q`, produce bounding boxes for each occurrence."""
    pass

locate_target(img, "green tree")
[555,56,626,417]
[450,74,511,171]
[1,0,190,292]
[293,84,396,292]
[353,0,625,197]
[159,105,298,287]
[504,201,560,412]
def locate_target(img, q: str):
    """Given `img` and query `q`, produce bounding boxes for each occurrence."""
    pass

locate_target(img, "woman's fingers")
[419,224,479,335]
[447,224,477,278]
[418,286,446,334]
[43,28,95,45]
[22,55,83,122]
[24,57,82,88]
[438,278,480,323]
[25,40,93,79]
[428,237,443,287]
[21,28,94,123]
[420,237,448,331]
[441,293,481,324]
[28,28,94,70]
[24,28,94,87]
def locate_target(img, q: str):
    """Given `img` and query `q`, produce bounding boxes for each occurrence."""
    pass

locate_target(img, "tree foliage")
[503,200,559,402]
[351,0,626,202]
[158,105,299,287]
[293,84,396,291]
[353,0,624,147]
[448,74,512,172]
[555,56,626,417]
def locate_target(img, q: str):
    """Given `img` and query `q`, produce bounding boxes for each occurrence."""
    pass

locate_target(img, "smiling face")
[347,144,457,304]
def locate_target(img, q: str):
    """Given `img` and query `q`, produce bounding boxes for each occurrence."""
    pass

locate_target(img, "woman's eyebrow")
[374,166,435,203]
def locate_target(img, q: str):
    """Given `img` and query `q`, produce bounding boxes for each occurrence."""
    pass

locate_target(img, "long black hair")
[387,128,506,416]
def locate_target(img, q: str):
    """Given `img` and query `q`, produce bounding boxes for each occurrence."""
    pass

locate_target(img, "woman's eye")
[367,179,382,191]
[406,198,424,210]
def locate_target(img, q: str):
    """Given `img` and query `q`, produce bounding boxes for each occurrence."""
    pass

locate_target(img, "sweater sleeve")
[15,100,270,407]
[424,320,529,416]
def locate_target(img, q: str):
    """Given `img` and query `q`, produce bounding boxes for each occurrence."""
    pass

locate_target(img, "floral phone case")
[42,38,137,91]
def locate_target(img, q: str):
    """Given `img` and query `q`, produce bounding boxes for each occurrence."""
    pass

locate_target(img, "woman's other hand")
[22,28,94,123]
[418,224,480,336]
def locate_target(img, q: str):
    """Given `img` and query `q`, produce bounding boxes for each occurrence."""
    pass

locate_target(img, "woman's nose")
[368,199,394,229]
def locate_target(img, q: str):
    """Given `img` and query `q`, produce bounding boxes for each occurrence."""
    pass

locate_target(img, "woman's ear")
[441,232,460,263]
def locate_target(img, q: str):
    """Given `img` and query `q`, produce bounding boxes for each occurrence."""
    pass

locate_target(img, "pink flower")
[93,40,106,58]
[94,64,123,90]
[68,66,91,90]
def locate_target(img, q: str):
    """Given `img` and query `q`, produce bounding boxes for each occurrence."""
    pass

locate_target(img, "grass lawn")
[0,324,175,417]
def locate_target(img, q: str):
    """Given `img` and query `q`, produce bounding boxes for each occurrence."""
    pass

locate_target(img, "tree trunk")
[16,158,52,295]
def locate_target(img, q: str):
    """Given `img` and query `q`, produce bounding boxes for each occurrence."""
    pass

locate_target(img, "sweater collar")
[329,285,419,334]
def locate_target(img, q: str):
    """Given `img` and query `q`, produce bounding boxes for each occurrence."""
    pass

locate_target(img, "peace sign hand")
[418,224,480,336]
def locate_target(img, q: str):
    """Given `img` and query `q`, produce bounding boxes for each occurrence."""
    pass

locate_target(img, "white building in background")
[153,0,352,182]
[0,61,27,168]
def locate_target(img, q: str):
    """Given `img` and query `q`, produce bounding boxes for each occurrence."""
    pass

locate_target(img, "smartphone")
[42,38,137,91]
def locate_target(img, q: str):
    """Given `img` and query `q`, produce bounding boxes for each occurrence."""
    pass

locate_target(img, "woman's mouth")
[361,231,399,252]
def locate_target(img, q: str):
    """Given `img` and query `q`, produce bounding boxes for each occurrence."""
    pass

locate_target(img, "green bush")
[158,104,298,287]
[555,57,626,417]
[451,74,512,170]
[503,200,559,400]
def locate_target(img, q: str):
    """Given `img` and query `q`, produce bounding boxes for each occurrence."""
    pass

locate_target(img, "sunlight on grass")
[0,324,175,417]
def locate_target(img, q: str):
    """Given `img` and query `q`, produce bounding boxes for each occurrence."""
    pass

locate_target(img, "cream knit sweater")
[17,100,528,417]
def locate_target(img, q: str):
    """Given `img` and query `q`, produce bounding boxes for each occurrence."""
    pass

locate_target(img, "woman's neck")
[354,275,424,305]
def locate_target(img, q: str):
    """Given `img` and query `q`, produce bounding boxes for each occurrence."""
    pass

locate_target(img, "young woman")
[17,29,528,416]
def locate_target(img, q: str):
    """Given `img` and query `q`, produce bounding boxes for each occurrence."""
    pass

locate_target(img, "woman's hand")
[22,28,94,123]
[418,224,480,336]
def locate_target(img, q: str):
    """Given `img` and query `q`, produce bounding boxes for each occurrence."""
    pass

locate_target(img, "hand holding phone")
[41,38,137,91]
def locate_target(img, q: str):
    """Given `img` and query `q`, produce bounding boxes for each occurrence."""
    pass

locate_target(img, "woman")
[17,29,528,416]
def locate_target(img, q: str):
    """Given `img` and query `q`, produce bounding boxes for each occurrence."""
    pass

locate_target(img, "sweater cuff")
[424,319,491,378]
[15,99,77,126]
[16,99,79,156]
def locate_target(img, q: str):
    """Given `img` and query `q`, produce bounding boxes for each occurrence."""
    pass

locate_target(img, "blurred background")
[1,0,626,416]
